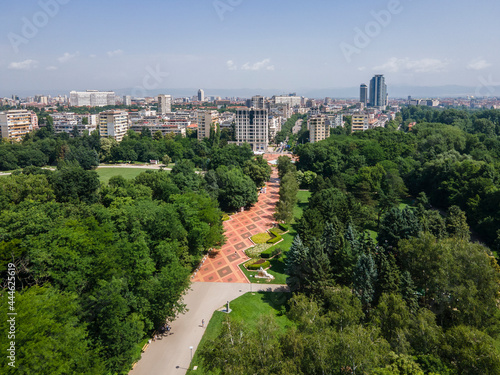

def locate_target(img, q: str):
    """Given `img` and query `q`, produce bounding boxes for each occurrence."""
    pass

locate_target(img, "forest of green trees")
[0,128,271,374]
[3,106,500,374]
[200,107,500,374]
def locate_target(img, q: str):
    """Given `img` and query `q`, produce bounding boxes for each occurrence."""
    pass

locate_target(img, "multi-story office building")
[360,84,368,106]
[308,115,329,143]
[99,110,129,142]
[235,108,269,152]
[352,114,369,132]
[273,95,301,107]
[0,110,33,141]
[369,75,387,108]
[157,94,172,114]
[197,110,218,140]
[52,113,98,135]
[123,95,132,106]
[198,89,205,102]
[69,90,116,107]
[250,95,266,109]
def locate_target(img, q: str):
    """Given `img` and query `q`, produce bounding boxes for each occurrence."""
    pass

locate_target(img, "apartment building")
[158,94,172,114]
[308,115,329,143]
[69,90,116,107]
[0,110,33,141]
[351,114,369,132]
[99,110,129,142]
[235,108,269,152]
[52,113,98,135]
[197,110,218,140]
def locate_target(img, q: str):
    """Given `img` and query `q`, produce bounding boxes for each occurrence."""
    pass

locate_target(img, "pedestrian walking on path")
[202,319,205,328]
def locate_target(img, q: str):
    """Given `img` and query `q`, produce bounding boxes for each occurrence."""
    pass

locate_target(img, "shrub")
[222,214,231,221]
[278,223,289,232]
[251,232,272,244]
[269,228,284,236]
[246,260,270,270]
[267,235,282,244]
[261,247,282,259]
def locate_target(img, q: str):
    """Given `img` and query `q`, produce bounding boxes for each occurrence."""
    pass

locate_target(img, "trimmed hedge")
[267,235,282,244]
[261,247,281,259]
[278,223,289,232]
[246,261,270,271]
[251,232,273,244]
[269,228,283,236]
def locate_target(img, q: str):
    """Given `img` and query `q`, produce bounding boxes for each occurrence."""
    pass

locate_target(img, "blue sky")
[0,0,499,96]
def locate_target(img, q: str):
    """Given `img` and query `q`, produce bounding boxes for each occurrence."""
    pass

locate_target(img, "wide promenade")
[130,153,289,375]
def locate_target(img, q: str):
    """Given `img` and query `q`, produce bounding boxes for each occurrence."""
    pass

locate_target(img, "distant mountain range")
[5,85,500,100]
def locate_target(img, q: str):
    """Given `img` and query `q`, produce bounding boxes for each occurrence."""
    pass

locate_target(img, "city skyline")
[0,0,499,97]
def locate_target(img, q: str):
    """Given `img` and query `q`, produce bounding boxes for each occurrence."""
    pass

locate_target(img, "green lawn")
[245,190,312,284]
[187,292,292,374]
[96,167,159,183]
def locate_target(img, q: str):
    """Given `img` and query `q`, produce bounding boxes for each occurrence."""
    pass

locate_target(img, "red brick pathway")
[192,154,284,283]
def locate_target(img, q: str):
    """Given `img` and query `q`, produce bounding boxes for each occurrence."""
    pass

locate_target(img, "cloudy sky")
[0,0,499,96]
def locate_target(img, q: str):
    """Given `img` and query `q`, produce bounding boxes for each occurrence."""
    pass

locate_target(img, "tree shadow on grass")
[260,292,291,316]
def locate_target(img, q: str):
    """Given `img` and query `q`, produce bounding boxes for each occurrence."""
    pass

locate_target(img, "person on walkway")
[202,319,205,328]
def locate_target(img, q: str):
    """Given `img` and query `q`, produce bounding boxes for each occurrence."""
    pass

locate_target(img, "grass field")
[96,167,159,183]
[244,190,312,284]
[187,292,292,374]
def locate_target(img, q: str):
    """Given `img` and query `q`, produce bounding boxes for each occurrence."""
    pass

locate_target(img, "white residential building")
[308,115,329,143]
[69,90,116,107]
[0,110,33,141]
[197,110,219,140]
[235,108,269,152]
[99,110,129,142]
[52,113,98,135]
[157,94,172,114]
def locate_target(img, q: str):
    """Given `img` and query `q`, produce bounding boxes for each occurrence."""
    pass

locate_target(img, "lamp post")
[189,346,193,361]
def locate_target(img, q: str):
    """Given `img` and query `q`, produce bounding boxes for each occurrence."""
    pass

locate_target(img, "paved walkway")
[130,282,288,375]
[130,154,290,375]
[192,163,280,283]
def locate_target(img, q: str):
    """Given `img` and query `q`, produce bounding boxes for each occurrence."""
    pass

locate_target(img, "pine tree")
[353,253,378,308]
[285,235,310,293]
[376,252,401,301]
[400,271,419,314]
[306,238,332,296]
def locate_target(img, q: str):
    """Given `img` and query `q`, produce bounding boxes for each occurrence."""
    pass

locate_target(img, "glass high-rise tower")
[369,75,387,108]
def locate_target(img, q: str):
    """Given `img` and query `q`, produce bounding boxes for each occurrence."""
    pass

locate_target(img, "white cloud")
[357,66,367,71]
[467,58,491,71]
[241,58,275,71]
[58,51,79,63]
[374,57,449,73]
[89,54,97,58]
[8,59,38,70]
[226,60,237,70]
[46,66,58,71]
[107,49,123,58]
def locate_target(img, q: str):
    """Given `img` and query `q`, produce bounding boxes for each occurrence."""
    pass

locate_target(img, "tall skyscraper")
[369,75,387,108]
[235,108,269,152]
[198,89,205,102]
[360,84,368,106]
[157,94,172,114]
